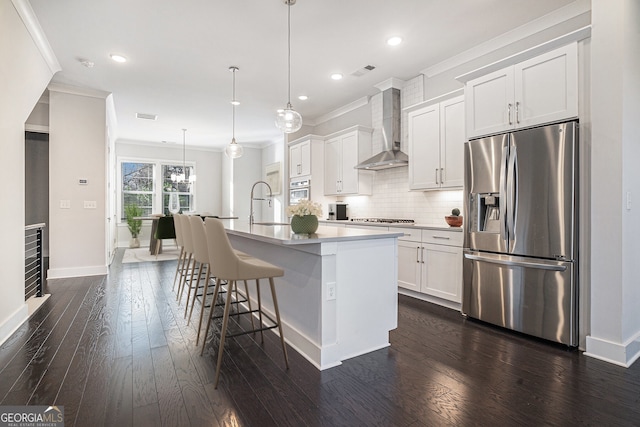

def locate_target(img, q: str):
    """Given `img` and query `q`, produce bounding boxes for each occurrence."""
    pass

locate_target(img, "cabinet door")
[440,96,465,189]
[324,137,341,195]
[408,104,440,190]
[421,244,462,303]
[397,240,422,292]
[515,43,578,129]
[339,132,359,194]
[289,144,301,178]
[465,67,515,139]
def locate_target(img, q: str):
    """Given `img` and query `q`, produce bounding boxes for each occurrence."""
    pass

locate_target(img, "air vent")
[136,112,158,121]
[351,65,376,77]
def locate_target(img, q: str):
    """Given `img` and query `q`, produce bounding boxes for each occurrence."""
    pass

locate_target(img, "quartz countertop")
[319,219,463,232]
[219,219,404,245]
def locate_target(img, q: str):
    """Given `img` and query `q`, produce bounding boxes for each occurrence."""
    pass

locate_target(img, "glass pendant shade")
[276,105,302,133]
[168,192,181,214]
[225,138,244,158]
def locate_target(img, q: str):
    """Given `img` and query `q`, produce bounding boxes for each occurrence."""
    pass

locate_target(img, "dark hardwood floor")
[1,250,639,426]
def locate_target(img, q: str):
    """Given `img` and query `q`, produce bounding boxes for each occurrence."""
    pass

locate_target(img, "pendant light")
[172,128,195,183]
[275,0,302,134]
[225,66,244,159]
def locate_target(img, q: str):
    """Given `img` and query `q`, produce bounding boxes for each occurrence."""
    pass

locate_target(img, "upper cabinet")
[465,43,578,139]
[407,94,465,190]
[324,126,373,196]
[289,136,323,178]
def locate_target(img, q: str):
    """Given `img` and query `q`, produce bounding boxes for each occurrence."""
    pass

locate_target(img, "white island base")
[223,221,400,370]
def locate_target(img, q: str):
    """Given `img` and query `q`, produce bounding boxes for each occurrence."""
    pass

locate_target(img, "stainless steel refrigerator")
[462,121,578,346]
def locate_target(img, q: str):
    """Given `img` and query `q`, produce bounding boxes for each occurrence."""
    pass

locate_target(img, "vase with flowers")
[286,199,322,234]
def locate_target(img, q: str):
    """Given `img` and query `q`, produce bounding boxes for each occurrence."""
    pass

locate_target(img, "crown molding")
[11,0,61,75]
[421,0,591,78]
[313,96,370,126]
[48,82,111,99]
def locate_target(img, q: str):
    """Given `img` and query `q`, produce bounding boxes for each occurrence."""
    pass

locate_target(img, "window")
[162,164,194,215]
[119,159,196,221]
[121,162,154,219]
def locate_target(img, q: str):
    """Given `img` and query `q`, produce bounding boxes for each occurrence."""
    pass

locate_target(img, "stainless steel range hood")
[355,87,408,170]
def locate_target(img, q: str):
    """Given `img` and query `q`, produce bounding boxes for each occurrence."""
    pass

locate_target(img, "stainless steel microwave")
[289,178,310,205]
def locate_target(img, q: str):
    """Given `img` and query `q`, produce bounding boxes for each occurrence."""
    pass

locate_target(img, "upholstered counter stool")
[201,217,289,388]
[172,214,187,292]
[176,214,196,305]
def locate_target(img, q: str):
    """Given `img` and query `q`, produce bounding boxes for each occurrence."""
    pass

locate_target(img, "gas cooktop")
[350,218,415,224]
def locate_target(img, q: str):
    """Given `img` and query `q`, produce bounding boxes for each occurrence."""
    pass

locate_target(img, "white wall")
[222,147,263,222]
[0,0,56,344]
[586,0,640,367]
[261,141,286,223]
[48,86,109,279]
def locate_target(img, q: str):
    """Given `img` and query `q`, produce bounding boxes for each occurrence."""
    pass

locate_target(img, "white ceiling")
[29,0,578,149]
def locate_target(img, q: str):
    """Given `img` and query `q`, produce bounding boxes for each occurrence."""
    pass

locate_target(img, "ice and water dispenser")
[469,193,501,234]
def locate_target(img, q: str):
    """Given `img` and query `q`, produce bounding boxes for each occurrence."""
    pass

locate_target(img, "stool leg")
[214,279,235,389]
[178,253,193,304]
[187,262,206,323]
[184,261,200,317]
[186,261,204,320]
[172,247,184,292]
[196,267,212,346]
[201,277,222,356]
[256,279,264,343]
[155,239,161,260]
[269,277,289,369]
[242,280,255,330]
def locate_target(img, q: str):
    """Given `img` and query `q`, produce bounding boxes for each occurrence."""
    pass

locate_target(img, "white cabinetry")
[324,126,372,196]
[289,135,324,179]
[407,94,464,190]
[465,43,578,139]
[394,227,463,304]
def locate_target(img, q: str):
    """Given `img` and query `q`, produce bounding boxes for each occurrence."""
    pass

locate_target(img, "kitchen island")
[219,219,403,370]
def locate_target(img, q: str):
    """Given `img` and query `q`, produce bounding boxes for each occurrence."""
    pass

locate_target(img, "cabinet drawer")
[390,227,421,242]
[421,229,463,246]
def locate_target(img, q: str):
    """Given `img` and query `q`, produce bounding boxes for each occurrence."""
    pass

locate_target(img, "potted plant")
[286,199,323,234]
[445,208,463,227]
[125,204,143,248]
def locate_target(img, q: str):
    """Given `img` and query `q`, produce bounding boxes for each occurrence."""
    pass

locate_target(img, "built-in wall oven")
[289,178,310,205]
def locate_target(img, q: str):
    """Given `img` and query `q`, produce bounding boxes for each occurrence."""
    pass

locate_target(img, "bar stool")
[188,216,255,345]
[172,214,187,292]
[201,217,289,388]
[176,215,196,305]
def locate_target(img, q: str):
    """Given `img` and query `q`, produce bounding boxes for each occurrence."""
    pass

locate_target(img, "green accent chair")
[154,216,176,259]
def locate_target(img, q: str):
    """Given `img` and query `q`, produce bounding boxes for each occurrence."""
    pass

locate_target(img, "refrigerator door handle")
[464,253,568,271]
[499,144,509,242]
[507,144,517,244]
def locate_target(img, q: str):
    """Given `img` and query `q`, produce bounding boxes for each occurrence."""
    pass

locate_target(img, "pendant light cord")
[232,68,236,140]
[287,0,291,107]
[182,128,186,177]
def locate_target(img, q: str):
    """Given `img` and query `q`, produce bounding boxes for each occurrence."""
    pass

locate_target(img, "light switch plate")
[327,282,336,300]
[84,201,97,209]
[60,200,71,209]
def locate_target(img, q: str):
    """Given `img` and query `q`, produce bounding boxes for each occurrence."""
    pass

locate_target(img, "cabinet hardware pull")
[515,102,520,124]
[432,235,450,239]
[508,103,513,125]
[440,168,444,184]
[435,168,439,184]
[421,246,425,264]
[416,247,420,263]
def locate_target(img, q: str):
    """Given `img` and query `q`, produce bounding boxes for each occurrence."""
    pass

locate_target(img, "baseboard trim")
[0,304,29,348]
[47,265,108,279]
[585,332,640,368]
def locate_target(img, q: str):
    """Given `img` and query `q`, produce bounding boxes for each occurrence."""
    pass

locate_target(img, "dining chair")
[201,217,289,388]
[154,216,176,259]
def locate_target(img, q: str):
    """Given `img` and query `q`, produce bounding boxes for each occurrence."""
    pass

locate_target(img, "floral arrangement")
[286,199,323,218]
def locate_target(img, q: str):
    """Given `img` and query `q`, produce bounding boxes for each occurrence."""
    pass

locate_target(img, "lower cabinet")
[394,227,463,304]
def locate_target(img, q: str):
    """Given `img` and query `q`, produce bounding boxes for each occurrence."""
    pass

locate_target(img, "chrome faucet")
[249,180,273,225]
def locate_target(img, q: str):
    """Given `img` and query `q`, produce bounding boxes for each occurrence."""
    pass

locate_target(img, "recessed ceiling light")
[298,95,308,101]
[386,36,403,46]
[331,73,343,81]
[110,54,127,63]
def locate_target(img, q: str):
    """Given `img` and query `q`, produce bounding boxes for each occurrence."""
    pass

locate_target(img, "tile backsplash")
[335,75,463,226]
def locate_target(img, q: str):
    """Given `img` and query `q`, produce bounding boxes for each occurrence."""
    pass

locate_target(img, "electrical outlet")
[327,282,336,301]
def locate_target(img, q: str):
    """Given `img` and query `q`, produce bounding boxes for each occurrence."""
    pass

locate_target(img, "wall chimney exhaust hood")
[355,87,408,170]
